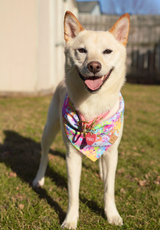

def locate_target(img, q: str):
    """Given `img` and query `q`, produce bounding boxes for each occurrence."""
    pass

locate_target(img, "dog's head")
[64,11,130,96]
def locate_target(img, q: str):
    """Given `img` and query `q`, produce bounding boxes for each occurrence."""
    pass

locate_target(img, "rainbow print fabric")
[62,93,124,162]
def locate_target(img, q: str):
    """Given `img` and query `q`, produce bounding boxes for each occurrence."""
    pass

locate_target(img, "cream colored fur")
[33,11,130,229]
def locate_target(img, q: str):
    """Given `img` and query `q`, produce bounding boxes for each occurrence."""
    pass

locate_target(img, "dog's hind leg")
[99,155,104,181]
[33,95,60,187]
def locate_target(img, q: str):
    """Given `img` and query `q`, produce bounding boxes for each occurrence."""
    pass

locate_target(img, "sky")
[76,0,160,15]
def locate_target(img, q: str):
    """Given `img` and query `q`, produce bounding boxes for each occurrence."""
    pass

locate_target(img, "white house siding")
[37,0,56,93]
[91,3,101,15]
[0,0,38,93]
[0,0,78,95]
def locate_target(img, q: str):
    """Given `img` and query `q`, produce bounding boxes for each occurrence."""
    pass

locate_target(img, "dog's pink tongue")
[85,78,102,91]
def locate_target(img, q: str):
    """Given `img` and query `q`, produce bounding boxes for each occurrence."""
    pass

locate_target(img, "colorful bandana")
[62,93,124,162]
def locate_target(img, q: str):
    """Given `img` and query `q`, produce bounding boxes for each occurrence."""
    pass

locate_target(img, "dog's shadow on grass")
[0,130,104,223]
[0,130,66,223]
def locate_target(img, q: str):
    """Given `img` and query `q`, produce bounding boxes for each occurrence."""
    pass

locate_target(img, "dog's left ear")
[64,11,84,42]
[109,13,130,46]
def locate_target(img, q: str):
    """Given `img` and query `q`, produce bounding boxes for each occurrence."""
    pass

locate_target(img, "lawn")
[0,83,160,229]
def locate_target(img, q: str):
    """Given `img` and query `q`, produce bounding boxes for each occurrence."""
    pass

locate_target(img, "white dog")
[33,11,130,229]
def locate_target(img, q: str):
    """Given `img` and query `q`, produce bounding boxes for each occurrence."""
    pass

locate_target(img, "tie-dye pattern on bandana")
[62,93,124,162]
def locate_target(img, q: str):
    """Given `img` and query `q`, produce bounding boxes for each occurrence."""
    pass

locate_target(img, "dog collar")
[62,93,124,162]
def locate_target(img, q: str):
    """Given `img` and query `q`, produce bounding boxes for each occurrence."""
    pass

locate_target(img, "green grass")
[0,83,160,229]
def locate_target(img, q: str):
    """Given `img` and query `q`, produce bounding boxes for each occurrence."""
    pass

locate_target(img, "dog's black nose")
[87,61,101,74]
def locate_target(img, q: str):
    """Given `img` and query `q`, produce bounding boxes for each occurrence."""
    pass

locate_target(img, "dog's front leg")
[102,145,123,226]
[61,144,82,230]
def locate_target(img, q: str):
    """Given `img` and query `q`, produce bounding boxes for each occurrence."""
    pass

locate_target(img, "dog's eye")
[78,48,87,53]
[103,49,112,54]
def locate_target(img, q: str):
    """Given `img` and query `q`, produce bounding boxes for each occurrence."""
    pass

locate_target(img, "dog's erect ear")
[109,13,130,46]
[64,11,84,42]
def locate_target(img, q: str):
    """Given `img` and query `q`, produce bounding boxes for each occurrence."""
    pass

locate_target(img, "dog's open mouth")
[78,68,114,93]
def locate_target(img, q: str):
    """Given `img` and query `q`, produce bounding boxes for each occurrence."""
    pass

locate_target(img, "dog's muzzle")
[78,67,114,93]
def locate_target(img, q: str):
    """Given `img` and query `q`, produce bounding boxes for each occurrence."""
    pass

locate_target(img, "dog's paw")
[61,220,77,230]
[61,211,78,230]
[32,177,44,187]
[107,214,123,226]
